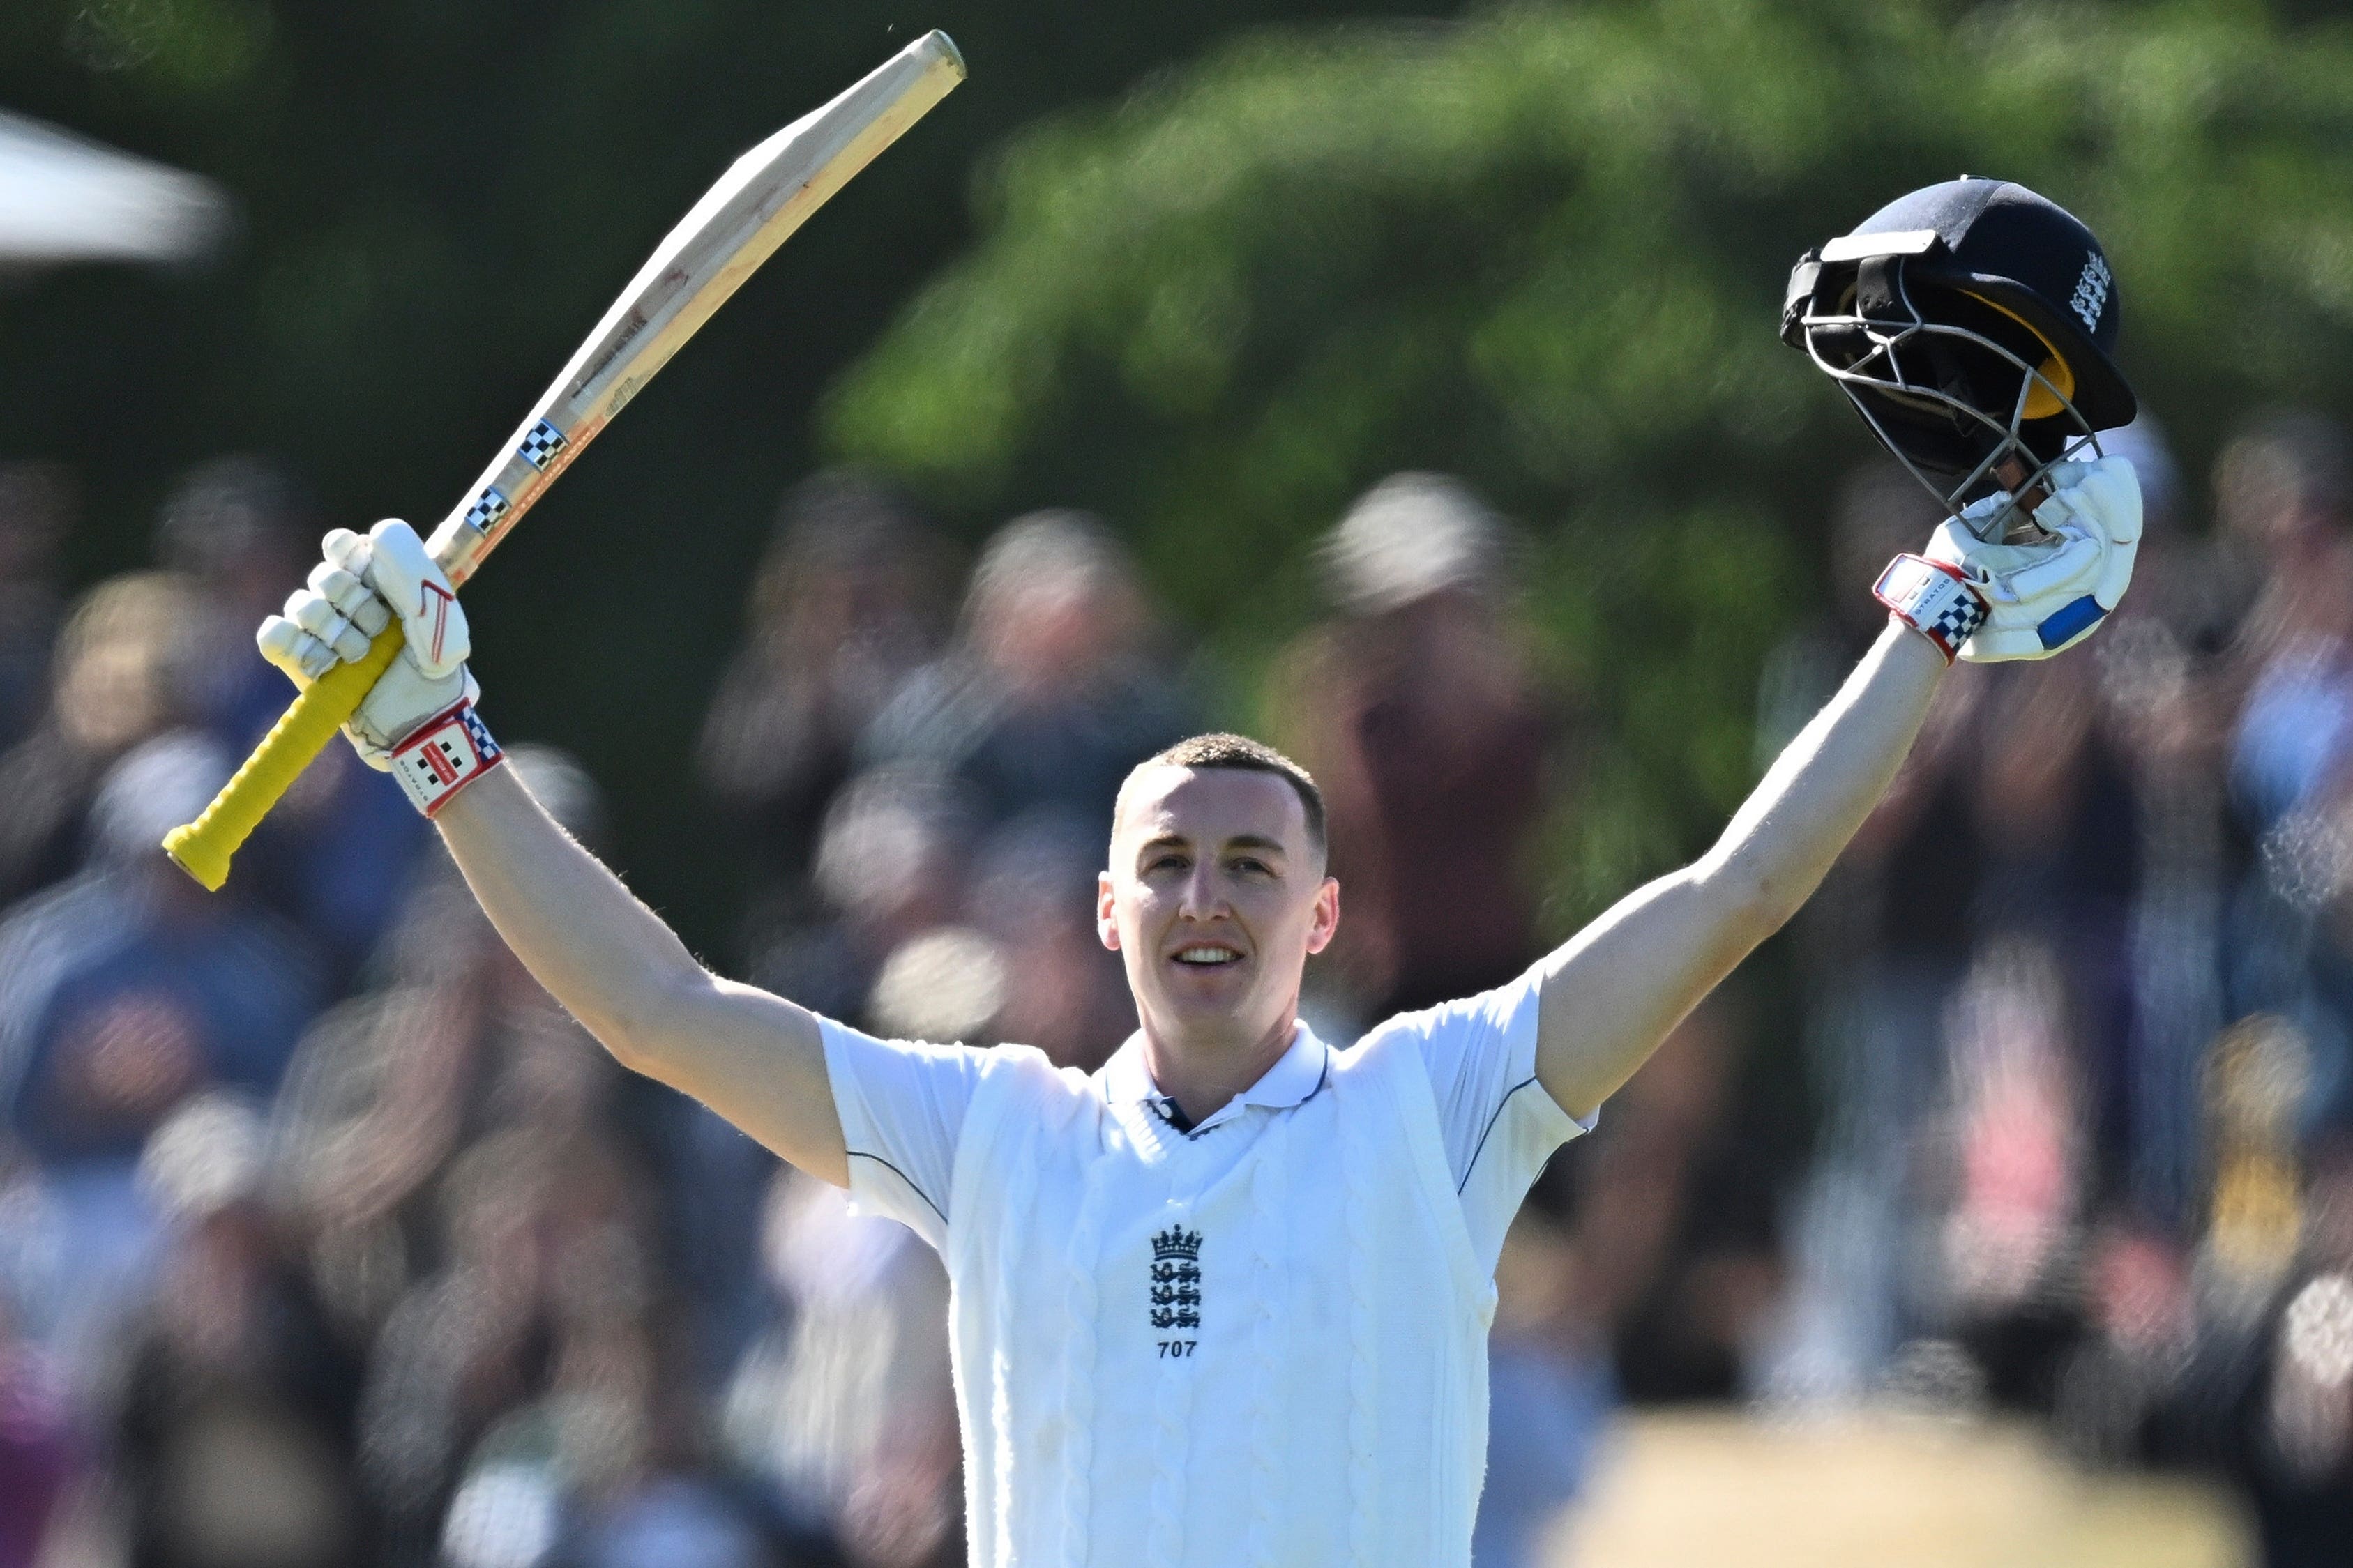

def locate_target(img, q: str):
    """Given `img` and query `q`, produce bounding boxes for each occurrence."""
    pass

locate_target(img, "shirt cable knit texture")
[1341,1059,1379,1565]
[1145,1168,1204,1567]
[1054,1116,1117,1567]
[987,1113,1045,1568]
[1242,1111,1291,1568]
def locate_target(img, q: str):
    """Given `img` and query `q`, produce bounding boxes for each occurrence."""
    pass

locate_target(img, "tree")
[826,0,2353,921]
[0,0,1462,945]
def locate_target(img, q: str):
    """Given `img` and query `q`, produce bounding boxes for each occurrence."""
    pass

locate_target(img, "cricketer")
[256,176,2142,1565]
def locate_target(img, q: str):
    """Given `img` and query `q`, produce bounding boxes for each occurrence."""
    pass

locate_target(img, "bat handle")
[162,622,408,890]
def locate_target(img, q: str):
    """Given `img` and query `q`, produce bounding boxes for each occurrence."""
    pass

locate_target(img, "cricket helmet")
[1782,178,2135,515]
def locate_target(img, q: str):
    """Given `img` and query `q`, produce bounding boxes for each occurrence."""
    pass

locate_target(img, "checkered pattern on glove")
[1874,554,1989,664]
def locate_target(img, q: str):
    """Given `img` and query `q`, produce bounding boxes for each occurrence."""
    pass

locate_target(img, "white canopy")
[0,109,227,265]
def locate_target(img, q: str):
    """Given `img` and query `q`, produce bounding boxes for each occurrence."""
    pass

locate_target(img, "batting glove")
[257,519,501,814]
[1877,455,2141,664]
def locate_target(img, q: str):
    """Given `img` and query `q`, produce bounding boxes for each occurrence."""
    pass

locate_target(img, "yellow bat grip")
[162,621,408,890]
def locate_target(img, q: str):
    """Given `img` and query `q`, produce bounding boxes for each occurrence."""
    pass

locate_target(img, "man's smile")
[1169,941,1244,968]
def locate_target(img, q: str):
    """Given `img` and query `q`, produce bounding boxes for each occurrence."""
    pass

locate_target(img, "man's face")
[1098,766,1338,1053]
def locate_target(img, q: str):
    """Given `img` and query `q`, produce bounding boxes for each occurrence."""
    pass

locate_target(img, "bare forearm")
[1697,618,1947,923]
[432,766,845,1178]
[1534,621,1946,1118]
[433,766,704,1053]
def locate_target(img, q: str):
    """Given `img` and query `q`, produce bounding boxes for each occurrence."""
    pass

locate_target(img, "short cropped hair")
[1124,733,1327,858]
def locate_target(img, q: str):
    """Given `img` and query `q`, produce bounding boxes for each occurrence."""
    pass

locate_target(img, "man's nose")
[1177,862,1230,920]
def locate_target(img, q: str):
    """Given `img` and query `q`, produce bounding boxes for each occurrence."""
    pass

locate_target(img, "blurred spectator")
[356,1129,573,1566]
[2216,417,2353,1210]
[0,1292,80,1568]
[0,461,70,754]
[1755,462,1993,1405]
[1601,996,1784,1406]
[153,455,315,744]
[352,1105,663,1565]
[1,602,192,1104]
[724,1168,957,1567]
[1269,473,1559,1025]
[769,507,1195,1086]
[1960,642,2140,1226]
[750,767,971,1028]
[2243,1140,2353,1562]
[1933,934,2089,1405]
[0,570,195,900]
[958,812,1135,1071]
[437,1231,773,1568]
[111,1095,369,1568]
[2217,411,2353,834]
[12,736,322,1165]
[812,802,1142,1074]
[1476,1000,1753,1567]
[699,471,955,933]
[257,747,790,1567]
[1762,445,2177,1408]
[3,733,324,1395]
[269,750,612,1291]
[26,408,2353,1568]
[272,874,522,1263]
[860,508,1194,846]
[2095,416,2236,1229]
[1750,425,2353,1568]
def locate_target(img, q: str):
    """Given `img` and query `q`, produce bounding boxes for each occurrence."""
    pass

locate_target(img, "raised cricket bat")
[164,30,966,890]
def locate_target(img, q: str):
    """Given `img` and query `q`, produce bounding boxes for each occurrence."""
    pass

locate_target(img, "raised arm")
[432,766,846,1182]
[1533,621,1942,1120]
[256,519,847,1183]
[1531,457,2142,1120]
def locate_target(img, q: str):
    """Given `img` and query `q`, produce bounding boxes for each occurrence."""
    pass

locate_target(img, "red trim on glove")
[388,700,504,817]
[1874,553,1990,665]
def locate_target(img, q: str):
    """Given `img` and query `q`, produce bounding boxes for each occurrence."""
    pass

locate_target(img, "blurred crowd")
[1,419,2350,1568]
[1755,414,2353,1565]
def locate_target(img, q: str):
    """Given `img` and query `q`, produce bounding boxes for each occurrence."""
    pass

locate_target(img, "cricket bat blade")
[162,30,965,888]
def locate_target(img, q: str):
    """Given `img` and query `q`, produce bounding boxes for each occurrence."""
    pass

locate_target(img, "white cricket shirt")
[824,970,1589,1567]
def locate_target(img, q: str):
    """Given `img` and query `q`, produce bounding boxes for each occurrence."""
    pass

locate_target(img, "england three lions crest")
[1149,1224,1202,1331]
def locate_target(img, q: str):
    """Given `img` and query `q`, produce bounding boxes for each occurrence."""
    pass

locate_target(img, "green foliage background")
[824,0,2353,930]
[9,0,2353,950]
[0,0,1458,952]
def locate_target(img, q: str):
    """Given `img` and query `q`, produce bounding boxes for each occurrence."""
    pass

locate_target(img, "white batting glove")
[1929,455,2141,662]
[257,520,502,814]
[1875,456,2140,664]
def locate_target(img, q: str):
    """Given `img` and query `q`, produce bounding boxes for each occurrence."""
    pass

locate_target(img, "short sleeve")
[1365,968,1594,1270]
[821,1017,990,1251]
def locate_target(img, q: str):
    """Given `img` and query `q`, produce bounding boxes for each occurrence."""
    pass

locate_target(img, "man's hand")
[257,519,500,818]
[1926,455,2142,662]
[256,519,477,768]
[255,523,846,1182]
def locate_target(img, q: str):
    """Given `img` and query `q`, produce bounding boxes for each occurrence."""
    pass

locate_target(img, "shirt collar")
[1099,1020,1331,1132]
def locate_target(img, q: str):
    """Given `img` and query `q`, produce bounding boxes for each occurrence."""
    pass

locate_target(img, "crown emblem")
[2068,252,2111,331]
[1151,1225,1202,1263]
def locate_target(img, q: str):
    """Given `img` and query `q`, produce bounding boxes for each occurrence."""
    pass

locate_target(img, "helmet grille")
[1797,256,2101,524]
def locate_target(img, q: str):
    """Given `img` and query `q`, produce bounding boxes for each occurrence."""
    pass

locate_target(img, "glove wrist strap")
[388,699,504,817]
[1874,553,1988,665]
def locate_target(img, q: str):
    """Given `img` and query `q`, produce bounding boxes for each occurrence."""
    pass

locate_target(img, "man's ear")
[1097,869,1121,952]
[1305,876,1340,955]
